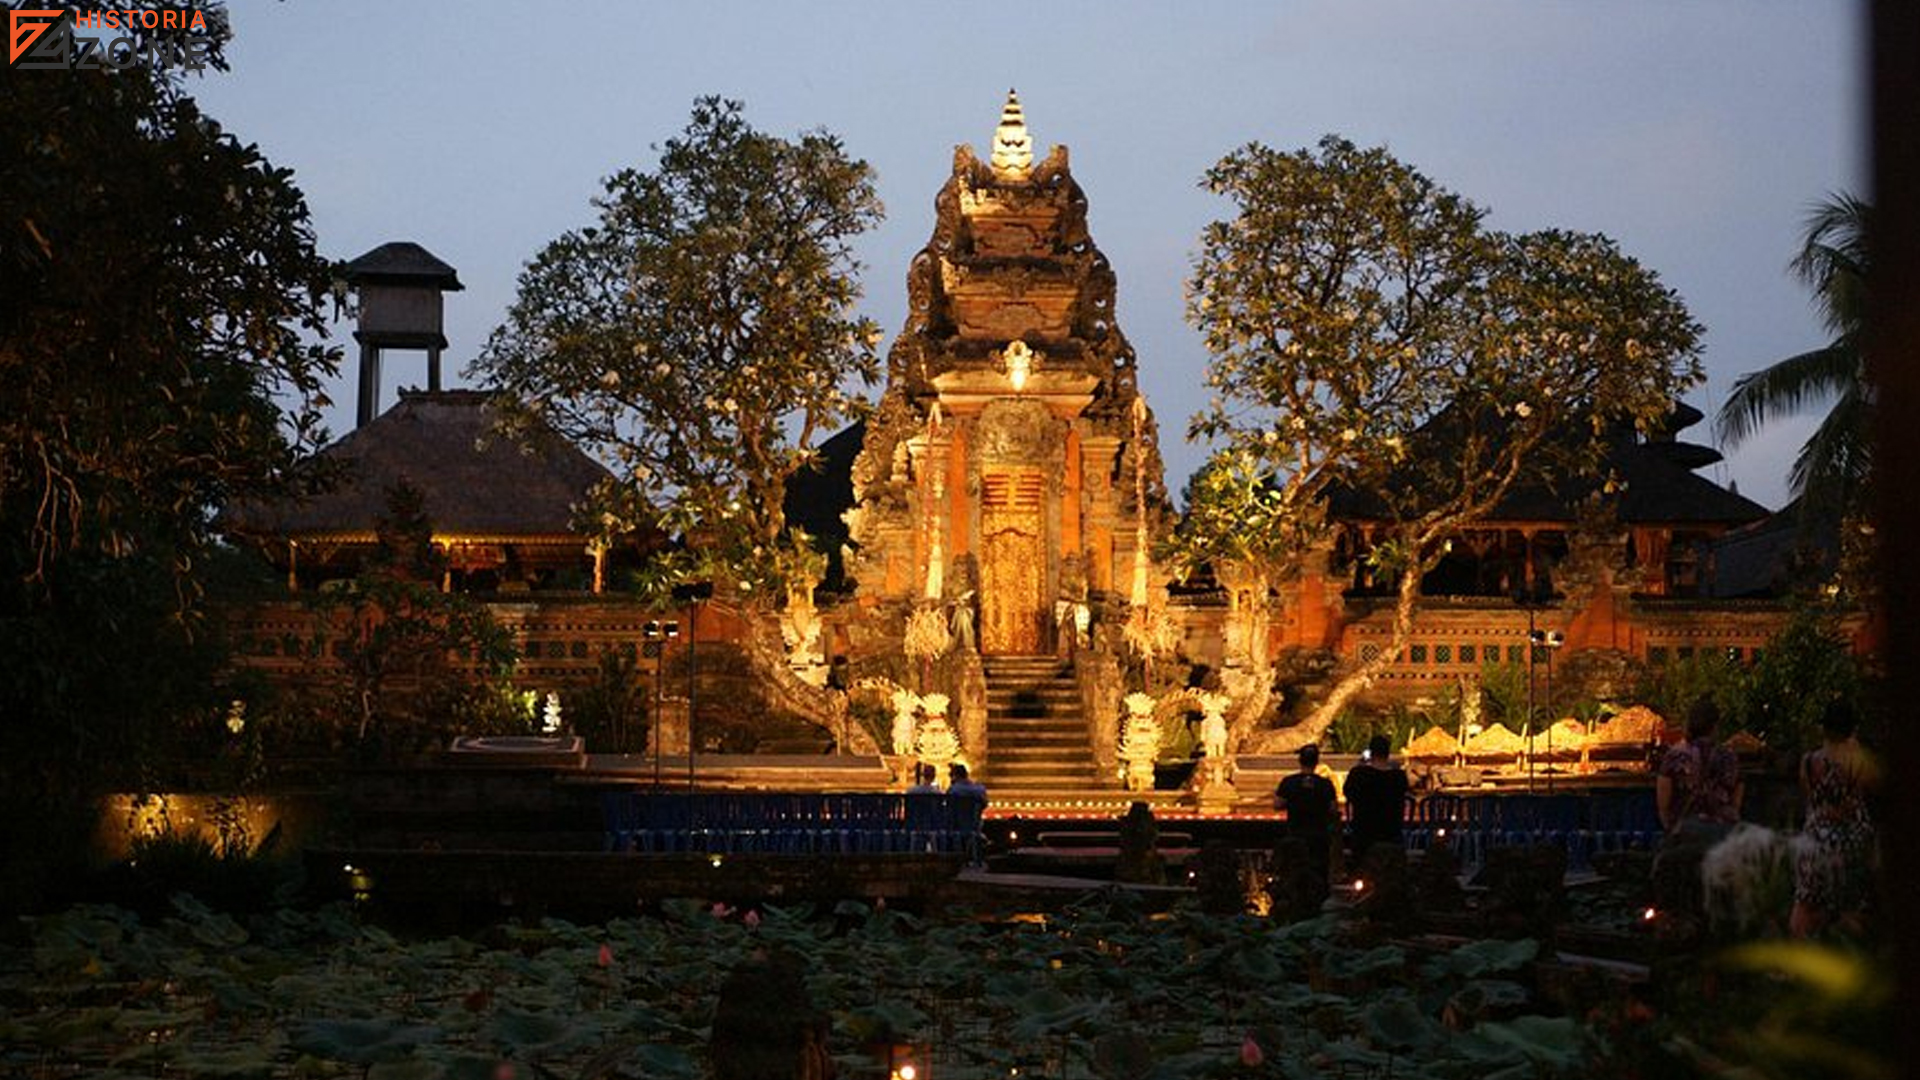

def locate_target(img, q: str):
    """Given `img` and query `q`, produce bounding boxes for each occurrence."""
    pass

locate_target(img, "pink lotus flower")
[597,943,613,968]
[1240,1032,1264,1067]
[743,909,761,929]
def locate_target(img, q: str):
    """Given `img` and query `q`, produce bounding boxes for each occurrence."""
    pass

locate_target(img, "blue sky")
[193,1,1865,511]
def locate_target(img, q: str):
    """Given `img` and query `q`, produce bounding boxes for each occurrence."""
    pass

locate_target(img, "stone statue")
[949,589,976,653]
[890,689,919,756]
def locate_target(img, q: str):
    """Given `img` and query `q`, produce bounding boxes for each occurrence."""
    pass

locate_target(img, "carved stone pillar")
[1078,434,1122,595]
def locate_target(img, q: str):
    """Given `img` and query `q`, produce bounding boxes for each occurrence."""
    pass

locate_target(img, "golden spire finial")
[990,88,1033,180]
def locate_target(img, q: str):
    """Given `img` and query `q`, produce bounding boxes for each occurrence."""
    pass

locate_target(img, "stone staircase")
[982,655,1105,795]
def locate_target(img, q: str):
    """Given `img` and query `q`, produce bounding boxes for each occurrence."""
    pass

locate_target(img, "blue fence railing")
[601,791,984,859]
[1400,790,1662,871]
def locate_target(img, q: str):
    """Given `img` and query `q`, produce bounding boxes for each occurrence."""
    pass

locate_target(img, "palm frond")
[1716,344,1862,448]
[1791,194,1871,336]
[1787,384,1871,514]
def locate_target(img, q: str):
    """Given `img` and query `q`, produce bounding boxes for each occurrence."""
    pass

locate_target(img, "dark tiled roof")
[225,390,608,539]
[343,242,464,290]
[784,422,864,582]
[1326,400,1769,528]
[1708,498,1840,598]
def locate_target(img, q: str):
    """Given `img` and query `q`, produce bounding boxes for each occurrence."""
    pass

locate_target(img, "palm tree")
[1717,194,1872,517]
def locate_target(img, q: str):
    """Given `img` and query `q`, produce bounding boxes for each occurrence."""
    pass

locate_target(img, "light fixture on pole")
[643,619,679,786]
[1542,630,1565,789]
[672,582,714,794]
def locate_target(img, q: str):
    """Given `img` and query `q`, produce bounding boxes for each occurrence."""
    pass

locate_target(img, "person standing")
[1652,698,1744,918]
[905,762,941,794]
[1791,699,1878,937]
[1344,734,1410,863]
[947,762,987,805]
[1656,698,1743,840]
[1275,744,1338,901]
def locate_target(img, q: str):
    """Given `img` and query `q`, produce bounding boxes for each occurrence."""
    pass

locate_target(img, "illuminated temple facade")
[843,92,1168,653]
[222,96,1827,797]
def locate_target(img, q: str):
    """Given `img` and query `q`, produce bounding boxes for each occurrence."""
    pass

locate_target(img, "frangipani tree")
[474,97,883,598]
[1185,136,1702,747]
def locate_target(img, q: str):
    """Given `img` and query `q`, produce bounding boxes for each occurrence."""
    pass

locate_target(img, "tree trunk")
[1260,557,1425,752]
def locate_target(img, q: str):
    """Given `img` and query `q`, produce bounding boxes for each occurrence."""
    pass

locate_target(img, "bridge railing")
[601,791,984,859]
[1401,789,1662,871]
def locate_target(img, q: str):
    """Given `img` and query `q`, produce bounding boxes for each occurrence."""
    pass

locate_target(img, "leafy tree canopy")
[1183,136,1702,737]
[473,97,883,598]
[0,5,341,906]
[0,5,338,754]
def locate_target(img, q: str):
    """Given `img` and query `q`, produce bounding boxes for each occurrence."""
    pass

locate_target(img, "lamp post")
[1542,629,1565,789]
[672,582,714,793]
[643,620,679,786]
[1514,575,1553,792]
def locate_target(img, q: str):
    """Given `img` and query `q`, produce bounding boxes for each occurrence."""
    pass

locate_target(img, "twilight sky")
[193,1,1865,512]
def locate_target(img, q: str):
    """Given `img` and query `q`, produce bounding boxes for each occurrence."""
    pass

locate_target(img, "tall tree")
[0,5,339,907]
[1184,136,1702,746]
[1716,194,1872,518]
[473,97,883,597]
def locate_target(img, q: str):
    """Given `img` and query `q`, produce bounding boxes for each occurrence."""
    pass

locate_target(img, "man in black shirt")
[1344,734,1410,863]
[1275,743,1337,900]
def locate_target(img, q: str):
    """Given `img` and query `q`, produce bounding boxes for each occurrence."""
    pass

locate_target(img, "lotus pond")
[0,890,1883,1079]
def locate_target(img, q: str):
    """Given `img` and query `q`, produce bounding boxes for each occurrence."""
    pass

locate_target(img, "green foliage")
[1161,452,1307,581]
[1183,136,1700,733]
[0,3,337,908]
[1717,195,1872,519]
[1632,606,1868,755]
[1322,708,1378,753]
[475,96,884,597]
[563,648,649,753]
[307,486,520,754]
[1640,650,1748,732]
[1740,606,1870,753]
[96,831,297,916]
[0,893,1893,1079]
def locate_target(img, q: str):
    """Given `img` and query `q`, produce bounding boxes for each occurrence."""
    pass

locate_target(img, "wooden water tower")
[342,241,464,427]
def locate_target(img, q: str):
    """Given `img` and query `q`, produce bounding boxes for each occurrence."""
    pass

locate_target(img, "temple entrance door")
[979,470,1047,655]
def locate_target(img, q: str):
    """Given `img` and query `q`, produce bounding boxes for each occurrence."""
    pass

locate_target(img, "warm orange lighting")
[896,1065,917,1080]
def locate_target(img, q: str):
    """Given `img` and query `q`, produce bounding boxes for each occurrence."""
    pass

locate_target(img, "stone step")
[986,687,1080,700]
[990,770,1105,786]
[988,730,1087,745]
[990,711,1088,731]
[988,723,1087,737]
[988,745,1093,760]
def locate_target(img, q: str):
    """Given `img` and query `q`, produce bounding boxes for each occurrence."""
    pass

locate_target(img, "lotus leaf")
[366,1061,443,1080]
[1422,936,1539,979]
[1468,1014,1584,1069]
[1363,992,1441,1051]
[289,1018,443,1064]
[175,1042,282,1079]
[1318,943,1406,980]
[840,999,929,1042]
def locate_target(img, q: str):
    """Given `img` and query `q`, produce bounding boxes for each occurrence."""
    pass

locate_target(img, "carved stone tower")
[847,92,1168,655]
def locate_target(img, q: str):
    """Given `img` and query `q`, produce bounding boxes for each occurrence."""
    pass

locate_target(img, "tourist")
[1791,699,1878,937]
[1651,698,1744,919]
[947,762,988,805]
[906,762,941,794]
[1274,744,1337,897]
[1655,698,1743,839]
[1344,734,1410,862]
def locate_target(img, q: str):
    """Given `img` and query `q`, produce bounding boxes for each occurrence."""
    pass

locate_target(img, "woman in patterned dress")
[1791,699,1877,937]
